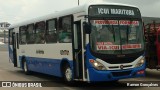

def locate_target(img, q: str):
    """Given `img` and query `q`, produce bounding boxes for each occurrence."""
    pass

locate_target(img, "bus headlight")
[89,59,107,70]
[135,57,145,67]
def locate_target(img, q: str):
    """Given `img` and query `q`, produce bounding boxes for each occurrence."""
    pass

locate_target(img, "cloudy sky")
[0,0,160,24]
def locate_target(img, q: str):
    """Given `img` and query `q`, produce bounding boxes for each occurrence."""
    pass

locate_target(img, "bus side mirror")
[83,22,91,34]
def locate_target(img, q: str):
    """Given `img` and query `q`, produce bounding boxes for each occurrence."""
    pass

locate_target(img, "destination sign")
[97,8,134,16]
[89,5,141,18]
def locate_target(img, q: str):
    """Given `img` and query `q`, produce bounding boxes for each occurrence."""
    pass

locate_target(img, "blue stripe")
[19,56,73,77]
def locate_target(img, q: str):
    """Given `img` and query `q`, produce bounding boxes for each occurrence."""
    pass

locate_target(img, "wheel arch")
[60,58,73,77]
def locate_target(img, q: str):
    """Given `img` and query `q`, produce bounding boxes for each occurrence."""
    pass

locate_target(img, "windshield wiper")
[112,25,116,42]
[126,25,129,44]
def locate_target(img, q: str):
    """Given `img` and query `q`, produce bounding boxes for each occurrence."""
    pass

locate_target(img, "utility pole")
[78,0,79,6]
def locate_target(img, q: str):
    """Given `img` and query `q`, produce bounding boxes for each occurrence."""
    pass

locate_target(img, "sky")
[0,0,160,24]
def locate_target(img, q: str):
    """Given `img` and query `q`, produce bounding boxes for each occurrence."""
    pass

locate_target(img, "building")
[0,22,10,44]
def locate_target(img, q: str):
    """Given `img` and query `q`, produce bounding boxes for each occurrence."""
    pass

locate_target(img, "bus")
[8,1,145,82]
[144,21,160,69]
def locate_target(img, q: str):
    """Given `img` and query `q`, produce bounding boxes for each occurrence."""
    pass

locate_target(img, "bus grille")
[111,71,131,77]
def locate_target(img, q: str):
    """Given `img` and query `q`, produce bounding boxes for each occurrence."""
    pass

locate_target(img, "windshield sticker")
[122,44,141,50]
[94,20,139,26]
[119,20,139,26]
[96,42,113,45]
[94,20,118,25]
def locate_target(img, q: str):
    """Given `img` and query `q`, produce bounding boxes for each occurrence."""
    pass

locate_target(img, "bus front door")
[73,21,83,80]
[12,32,17,67]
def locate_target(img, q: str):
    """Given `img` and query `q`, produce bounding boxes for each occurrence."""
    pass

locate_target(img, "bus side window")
[19,26,27,45]
[58,16,72,43]
[27,24,35,44]
[46,19,57,43]
[35,21,46,44]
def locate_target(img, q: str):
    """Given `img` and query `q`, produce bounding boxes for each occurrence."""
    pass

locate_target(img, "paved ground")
[0,51,160,90]
[0,45,7,51]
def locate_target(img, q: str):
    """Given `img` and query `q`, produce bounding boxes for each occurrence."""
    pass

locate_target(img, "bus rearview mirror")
[83,22,91,34]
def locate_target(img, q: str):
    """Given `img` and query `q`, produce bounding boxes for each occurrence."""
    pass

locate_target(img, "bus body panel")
[18,43,73,76]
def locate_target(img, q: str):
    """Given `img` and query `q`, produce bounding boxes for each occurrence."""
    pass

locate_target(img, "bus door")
[157,30,160,66]
[12,32,17,67]
[73,20,83,80]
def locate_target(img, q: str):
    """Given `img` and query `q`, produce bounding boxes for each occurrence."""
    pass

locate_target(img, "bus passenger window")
[35,21,45,44]
[46,19,57,43]
[59,16,72,43]
[26,24,35,44]
[19,26,27,44]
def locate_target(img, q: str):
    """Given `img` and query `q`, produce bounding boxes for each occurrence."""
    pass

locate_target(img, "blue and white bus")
[8,1,145,82]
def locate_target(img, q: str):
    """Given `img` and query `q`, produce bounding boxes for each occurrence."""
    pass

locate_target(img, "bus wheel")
[23,60,30,75]
[63,64,73,83]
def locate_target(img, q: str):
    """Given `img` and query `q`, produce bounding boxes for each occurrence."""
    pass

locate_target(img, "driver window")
[9,29,13,45]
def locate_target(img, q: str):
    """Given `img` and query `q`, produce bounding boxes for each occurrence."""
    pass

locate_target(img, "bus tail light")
[137,70,144,74]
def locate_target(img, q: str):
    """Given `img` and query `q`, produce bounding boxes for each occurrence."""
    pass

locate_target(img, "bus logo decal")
[36,50,44,54]
[60,50,69,55]
[120,65,124,69]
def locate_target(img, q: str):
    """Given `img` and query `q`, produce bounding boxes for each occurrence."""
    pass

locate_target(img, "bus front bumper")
[88,64,145,82]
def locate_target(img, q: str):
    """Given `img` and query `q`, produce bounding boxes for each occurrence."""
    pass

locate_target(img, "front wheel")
[63,64,73,83]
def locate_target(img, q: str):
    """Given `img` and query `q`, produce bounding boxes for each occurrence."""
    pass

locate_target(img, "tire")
[63,64,73,83]
[23,60,30,75]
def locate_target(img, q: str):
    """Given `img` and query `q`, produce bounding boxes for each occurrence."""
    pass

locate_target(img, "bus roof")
[9,1,138,29]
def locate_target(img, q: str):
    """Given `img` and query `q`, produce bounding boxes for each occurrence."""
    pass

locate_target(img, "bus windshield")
[90,19,144,54]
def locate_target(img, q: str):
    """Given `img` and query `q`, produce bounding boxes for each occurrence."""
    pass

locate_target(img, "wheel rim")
[65,67,72,81]
[24,61,27,72]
